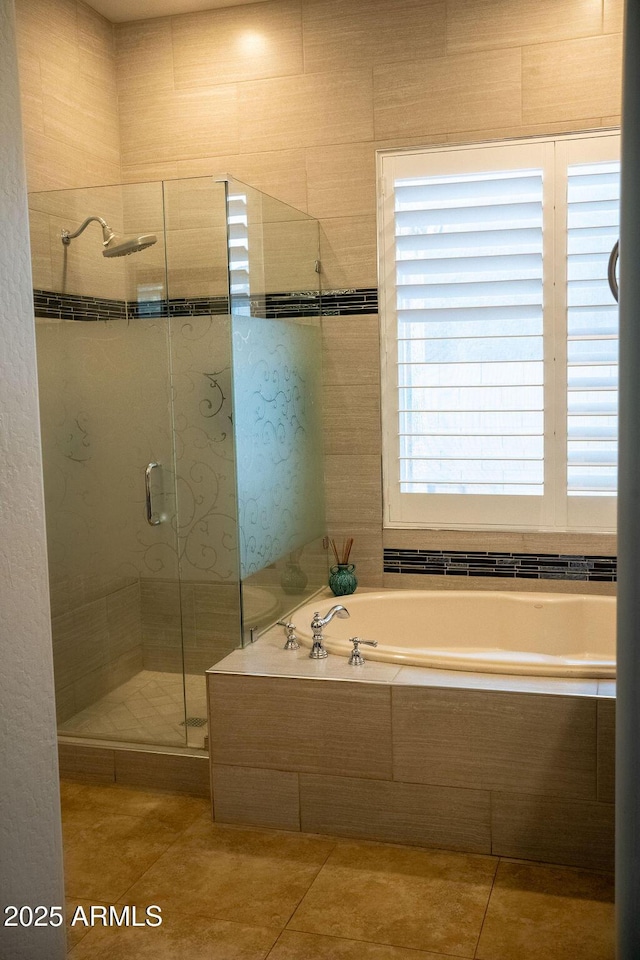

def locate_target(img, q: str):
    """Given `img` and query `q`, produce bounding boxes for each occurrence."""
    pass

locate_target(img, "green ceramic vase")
[329,563,357,596]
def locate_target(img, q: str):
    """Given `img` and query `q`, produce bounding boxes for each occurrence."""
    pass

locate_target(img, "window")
[378,132,620,532]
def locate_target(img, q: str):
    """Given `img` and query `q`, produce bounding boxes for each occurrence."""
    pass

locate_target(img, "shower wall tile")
[597,699,616,804]
[604,0,623,34]
[321,315,380,386]
[522,34,623,125]
[491,792,615,871]
[305,142,376,220]
[15,0,122,191]
[238,70,374,153]
[119,161,180,184]
[172,0,303,87]
[212,765,301,831]
[209,674,393,779]
[141,579,241,675]
[73,648,143,714]
[446,0,603,54]
[302,0,445,74]
[323,384,381,456]
[119,83,239,167]
[299,773,491,854]
[56,682,76,725]
[392,687,598,799]
[177,149,308,213]
[373,48,522,140]
[325,456,383,526]
[445,116,611,145]
[115,18,174,96]
[318,216,378,290]
[51,582,144,715]
[106,583,142,660]
[52,598,109,690]
[259,219,323,293]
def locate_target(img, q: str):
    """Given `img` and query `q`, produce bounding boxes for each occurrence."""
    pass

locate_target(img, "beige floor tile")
[288,840,497,956]
[66,898,107,952]
[67,913,279,959]
[60,780,209,829]
[123,819,335,929]
[63,811,186,902]
[476,860,614,960]
[267,929,453,959]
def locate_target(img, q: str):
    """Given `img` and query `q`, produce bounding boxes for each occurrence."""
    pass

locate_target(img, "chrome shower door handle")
[145,462,162,526]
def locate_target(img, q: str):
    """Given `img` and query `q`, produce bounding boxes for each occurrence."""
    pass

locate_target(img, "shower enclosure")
[28,176,327,751]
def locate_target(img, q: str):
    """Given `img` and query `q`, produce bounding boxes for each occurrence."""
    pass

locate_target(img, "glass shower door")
[30,181,190,747]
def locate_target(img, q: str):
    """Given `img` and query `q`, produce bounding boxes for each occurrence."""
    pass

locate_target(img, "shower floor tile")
[59,670,209,749]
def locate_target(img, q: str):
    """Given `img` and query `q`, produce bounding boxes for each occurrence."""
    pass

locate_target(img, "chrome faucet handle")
[276,620,299,651]
[348,636,378,666]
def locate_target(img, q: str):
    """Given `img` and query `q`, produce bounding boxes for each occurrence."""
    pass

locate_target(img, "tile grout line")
[280,838,339,931]
[108,812,208,906]
[473,855,501,960]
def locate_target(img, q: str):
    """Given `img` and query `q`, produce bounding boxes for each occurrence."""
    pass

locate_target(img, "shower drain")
[181,717,207,728]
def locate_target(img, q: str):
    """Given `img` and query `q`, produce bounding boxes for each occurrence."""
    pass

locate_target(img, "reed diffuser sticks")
[329,537,354,566]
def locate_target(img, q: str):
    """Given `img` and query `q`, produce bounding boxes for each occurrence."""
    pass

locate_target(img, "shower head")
[61,216,157,258]
[102,234,157,258]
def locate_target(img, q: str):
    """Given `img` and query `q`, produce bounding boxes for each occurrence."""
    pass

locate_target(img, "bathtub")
[293,590,616,678]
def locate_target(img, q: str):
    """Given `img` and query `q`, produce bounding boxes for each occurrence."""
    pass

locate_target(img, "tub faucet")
[309,604,350,659]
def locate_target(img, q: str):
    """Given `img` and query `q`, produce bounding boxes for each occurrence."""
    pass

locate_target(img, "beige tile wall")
[17,0,623,601]
[110,0,622,583]
[15,0,121,191]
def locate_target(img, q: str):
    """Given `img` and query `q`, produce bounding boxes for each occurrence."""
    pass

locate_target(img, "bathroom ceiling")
[85,0,270,22]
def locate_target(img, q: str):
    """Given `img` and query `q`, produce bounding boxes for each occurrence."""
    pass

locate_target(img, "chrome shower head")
[102,234,157,258]
[61,216,157,258]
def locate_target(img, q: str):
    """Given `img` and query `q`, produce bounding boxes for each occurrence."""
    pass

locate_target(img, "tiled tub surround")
[207,617,615,871]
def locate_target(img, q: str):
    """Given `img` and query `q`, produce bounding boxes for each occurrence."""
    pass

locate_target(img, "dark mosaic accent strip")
[33,289,126,322]
[34,289,229,322]
[383,549,617,582]
[321,288,378,317]
[34,287,380,322]
[250,288,379,319]
[130,296,229,319]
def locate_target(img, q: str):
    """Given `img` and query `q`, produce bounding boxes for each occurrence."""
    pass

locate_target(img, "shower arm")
[61,216,116,248]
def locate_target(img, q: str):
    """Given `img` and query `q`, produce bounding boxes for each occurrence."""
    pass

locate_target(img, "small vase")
[280,561,308,595]
[329,563,358,596]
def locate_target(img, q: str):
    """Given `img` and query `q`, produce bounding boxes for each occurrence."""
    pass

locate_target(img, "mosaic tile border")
[33,289,126,322]
[383,549,617,582]
[33,288,380,322]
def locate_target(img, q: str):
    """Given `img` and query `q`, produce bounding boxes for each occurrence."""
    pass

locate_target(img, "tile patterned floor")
[61,780,616,960]
[58,671,209,749]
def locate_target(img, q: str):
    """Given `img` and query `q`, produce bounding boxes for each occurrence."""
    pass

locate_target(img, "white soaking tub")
[293,590,616,678]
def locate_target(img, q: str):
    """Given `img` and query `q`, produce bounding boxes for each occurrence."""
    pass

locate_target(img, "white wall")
[0,1,66,957]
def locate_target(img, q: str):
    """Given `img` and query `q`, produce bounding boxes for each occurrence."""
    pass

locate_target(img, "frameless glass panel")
[225,177,327,642]
[163,177,241,744]
[29,182,188,747]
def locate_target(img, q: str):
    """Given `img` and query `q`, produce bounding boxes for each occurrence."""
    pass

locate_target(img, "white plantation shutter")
[396,169,544,496]
[566,161,620,496]
[380,133,620,532]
